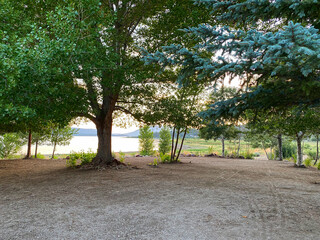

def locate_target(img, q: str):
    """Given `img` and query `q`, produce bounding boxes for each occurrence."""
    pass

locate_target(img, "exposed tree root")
[80,158,128,170]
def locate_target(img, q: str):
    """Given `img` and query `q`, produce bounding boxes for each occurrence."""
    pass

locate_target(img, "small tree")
[33,130,51,158]
[49,126,78,159]
[0,133,25,159]
[139,126,154,156]
[159,127,171,155]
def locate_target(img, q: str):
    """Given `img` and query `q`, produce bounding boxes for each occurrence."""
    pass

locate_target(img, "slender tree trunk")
[296,131,304,167]
[25,130,32,159]
[237,137,241,156]
[314,135,319,165]
[277,134,283,161]
[35,140,38,158]
[52,142,56,159]
[262,143,269,160]
[171,127,175,161]
[221,136,225,157]
[173,128,181,161]
[175,128,187,161]
[92,115,114,165]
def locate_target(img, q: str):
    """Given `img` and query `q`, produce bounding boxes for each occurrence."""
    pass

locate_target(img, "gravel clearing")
[0,157,320,240]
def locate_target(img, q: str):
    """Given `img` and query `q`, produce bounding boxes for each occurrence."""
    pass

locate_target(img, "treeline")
[0,125,77,159]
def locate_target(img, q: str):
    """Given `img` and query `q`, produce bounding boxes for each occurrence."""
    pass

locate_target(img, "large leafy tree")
[1,0,211,165]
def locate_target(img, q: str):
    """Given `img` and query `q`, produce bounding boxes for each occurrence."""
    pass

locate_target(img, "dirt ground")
[0,157,319,240]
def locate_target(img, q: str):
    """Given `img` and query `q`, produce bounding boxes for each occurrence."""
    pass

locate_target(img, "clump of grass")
[208,146,215,154]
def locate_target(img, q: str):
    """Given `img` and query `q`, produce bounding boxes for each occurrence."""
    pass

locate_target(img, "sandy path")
[0,157,319,239]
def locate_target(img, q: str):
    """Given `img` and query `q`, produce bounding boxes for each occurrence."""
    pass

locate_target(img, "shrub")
[67,150,95,167]
[208,145,215,154]
[241,151,254,159]
[159,153,171,163]
[159,127,171,155]
[317,162,320,170]
[276,141,296,159]
[307,150,317,160]
[0,133,25,159]
[149,158,158,166]
[139,126,154,156]
[304,158,313,167]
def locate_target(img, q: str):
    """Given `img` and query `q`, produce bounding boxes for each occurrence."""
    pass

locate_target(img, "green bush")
[208,145,215,154]
[317,162,320,170]
[0,133,25,159]
[241,151,254,159]
[159,153,171,163]
[67,150,95,167]
[307,150,317,160]
[276,141,296,159]
[304,158,313,167]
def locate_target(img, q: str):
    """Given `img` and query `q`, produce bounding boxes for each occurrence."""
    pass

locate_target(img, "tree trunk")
[314,135,319,165]
[277,134,283,161]
[35,140,38,158]
[25,130,32,159]
[175,128,187,161]
[296,132,304,167]
[172,128,180,161]
[237,137,241,156]
[52,142,56,159]
[221,136,225,157]
[92,115,114,165]
[170,127,175,161]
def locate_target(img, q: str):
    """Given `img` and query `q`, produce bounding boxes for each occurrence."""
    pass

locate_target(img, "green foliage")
[278,141,297,159]
[208,145,215,154]
[50,126,77,147]
[159,127,171,155]
[159,153,171,163]
[307,150,317,161]
[118,151,125,163]
[241,151,254,160]
[1,0,212,163]
[32,153,46,159]
[318,162,320,170]
[67,150,95,167]
[149,158,158,167]
[304,158,313,167]
[0,133,25,159]
[139,126,154,156]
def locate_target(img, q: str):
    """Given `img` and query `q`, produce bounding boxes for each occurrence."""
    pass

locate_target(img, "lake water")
[23,136,143,155]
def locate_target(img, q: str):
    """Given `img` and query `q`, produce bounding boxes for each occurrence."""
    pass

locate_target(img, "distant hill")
[73,127,199,138]
[73,128,124,137]
[123,127,199,138]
